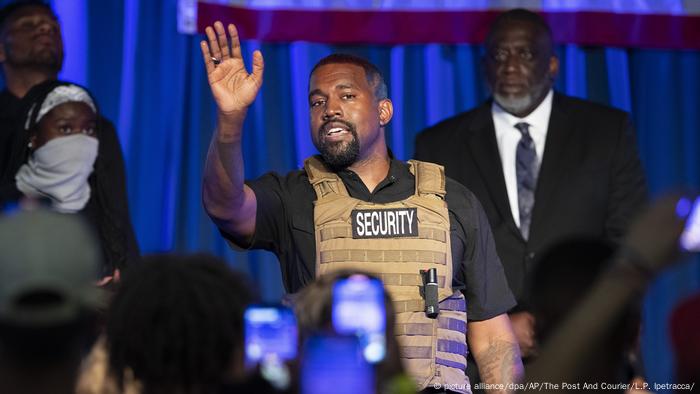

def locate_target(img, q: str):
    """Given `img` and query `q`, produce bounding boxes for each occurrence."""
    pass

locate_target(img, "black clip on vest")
[421,268,440,318]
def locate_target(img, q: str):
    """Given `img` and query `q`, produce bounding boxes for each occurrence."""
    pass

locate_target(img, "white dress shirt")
[491,90,553,227]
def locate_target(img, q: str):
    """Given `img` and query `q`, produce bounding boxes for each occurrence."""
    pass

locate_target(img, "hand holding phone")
[332,275,386,363]
[244,305,298,364]
[300,333,375,394]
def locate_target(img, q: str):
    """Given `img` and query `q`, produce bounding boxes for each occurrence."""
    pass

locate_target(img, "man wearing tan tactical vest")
[200,21,524,394]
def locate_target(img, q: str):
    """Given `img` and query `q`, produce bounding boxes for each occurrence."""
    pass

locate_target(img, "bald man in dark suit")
[415,9,647,365]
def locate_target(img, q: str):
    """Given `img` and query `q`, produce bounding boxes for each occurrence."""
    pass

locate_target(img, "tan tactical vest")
[305,156,471,393]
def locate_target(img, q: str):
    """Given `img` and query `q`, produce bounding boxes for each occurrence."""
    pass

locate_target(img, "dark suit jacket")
[414,93,648,310]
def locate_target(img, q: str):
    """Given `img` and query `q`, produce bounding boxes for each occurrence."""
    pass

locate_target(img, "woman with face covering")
[0,80,139,281]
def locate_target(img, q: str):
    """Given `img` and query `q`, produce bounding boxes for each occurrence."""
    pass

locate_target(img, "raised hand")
[200,22,264,116]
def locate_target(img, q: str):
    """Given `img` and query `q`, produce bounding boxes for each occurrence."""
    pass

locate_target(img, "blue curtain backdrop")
[5,0,695,389]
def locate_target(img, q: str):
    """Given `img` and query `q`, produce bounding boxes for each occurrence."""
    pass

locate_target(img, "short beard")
[31,51,62,72]
[316,121,360,170]
[494,79,550,116]
[5,48,62,74]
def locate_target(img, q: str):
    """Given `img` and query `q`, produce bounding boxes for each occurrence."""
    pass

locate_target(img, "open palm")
[200,22,264,114]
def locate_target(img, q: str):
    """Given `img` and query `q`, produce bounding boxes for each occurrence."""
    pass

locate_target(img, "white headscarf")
[24,84,97,130]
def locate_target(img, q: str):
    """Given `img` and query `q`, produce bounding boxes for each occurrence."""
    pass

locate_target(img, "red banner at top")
[185,1,700,49]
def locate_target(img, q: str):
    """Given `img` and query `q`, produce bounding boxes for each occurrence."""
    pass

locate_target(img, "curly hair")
[106,254,256,394]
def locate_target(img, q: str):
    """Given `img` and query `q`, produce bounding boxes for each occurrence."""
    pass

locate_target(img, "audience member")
[670,292,700,390]
[523,194,690,392]
[0,0,138,275]
[200,21,522,393]
[77,335,143,394]
[529,239,644,391]
[105,254,254,394]
[0,80,139,276]
[0,208,104,394]
[293,270,411,394]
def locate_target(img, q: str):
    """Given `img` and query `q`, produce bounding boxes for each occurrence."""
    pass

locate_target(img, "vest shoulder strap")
[303,155,349,198]
[408,160,446,199]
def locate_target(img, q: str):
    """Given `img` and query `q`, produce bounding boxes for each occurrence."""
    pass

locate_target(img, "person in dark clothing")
[200,20,523,393]
[529,239,644,389]
[414,9,647,368]
[0,0,63,175]
[0,1,138,276]
[1,80,139,276]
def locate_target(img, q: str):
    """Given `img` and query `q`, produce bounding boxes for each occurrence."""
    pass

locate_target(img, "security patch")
[352,208,418,238]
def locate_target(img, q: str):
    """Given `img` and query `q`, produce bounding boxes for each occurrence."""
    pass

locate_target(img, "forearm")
[469,316,524,394]
[202,111,256,237]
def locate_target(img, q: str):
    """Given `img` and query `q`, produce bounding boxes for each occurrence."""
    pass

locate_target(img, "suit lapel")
[530,93,574,241]
[467,103,522,237]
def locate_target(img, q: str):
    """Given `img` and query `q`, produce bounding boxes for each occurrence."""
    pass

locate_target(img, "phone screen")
[332,275,386,363]
[680,197,700,252]
[244,305,298,365]
[300,334,375,394]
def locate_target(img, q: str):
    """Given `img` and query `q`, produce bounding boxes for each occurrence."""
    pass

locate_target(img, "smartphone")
[332,275,386,363]
[680,196,700,252]
[300,333,375,394]
[244,304,298,365]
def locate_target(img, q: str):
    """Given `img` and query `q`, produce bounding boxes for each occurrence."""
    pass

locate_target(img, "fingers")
[202,22,244,73]
[215,21,231,60]
[251,49,264,85]
[200,40,215,74]
[204,24,221,62]
[228,23,242,60]
[95,275,113,287]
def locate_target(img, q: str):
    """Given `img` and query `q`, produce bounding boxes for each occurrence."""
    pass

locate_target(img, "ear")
[29,134,37,150]
[378,99,393,127]
[548,56,560,80]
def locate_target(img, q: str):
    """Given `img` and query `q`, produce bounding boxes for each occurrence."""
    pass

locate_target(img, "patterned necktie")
[515,122,538,240]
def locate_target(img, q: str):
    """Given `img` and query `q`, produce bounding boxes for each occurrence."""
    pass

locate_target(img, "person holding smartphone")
[293,270,405,392]
[200,22,523,393]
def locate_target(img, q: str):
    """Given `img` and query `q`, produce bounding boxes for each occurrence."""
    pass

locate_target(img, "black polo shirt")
[230,157,515,321]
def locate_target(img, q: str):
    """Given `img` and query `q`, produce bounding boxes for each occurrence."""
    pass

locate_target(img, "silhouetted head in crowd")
[529,239,641,387]
[106,254,255,394]
[0,1,62,97]
[293,270,405,391]
[484,8,559,118]
[0,208,103,394]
